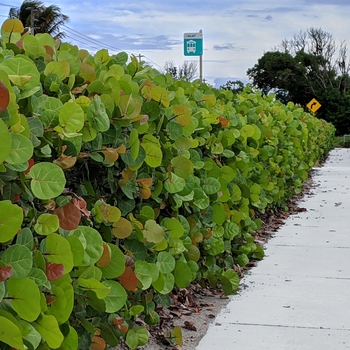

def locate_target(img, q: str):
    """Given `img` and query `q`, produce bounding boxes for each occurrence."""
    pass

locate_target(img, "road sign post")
[306,98,321,113]
[184,30,203,83]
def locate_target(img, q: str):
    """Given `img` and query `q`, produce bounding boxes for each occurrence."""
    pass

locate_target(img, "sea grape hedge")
[0,19,335,349]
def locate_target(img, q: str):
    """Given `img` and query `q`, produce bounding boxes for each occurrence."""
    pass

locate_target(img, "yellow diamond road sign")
[307,98,321,113]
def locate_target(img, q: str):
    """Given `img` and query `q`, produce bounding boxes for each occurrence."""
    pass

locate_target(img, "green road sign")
[184,32,203,56]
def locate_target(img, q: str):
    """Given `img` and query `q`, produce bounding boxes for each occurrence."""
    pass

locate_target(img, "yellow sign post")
[306,98,321,113]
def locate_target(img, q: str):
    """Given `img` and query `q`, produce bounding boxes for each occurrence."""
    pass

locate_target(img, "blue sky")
[1,0,350,87]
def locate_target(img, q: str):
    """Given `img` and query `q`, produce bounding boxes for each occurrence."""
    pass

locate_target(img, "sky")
[1,0,350,87]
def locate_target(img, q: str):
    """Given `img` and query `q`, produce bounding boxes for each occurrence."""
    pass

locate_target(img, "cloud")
[213,43,246,51]
[264,15,273,21]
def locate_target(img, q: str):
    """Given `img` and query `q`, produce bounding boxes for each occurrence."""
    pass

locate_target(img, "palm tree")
[9,0,69,39]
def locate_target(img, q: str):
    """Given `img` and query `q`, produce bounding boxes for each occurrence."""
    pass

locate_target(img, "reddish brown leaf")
[91,335,106,350]
[0,81,10,113]
[46,296,56,304]
[72,196,90,217]
[184,321,197,331]
[217,116,229,128]
[113,317,128,333]
[46,262,64,281]
[24,158,35,175]
[54,203,82,230]
[117,266,139,291]
[0,266,12,282]
[44,45,54,58]
[96,242,111,267]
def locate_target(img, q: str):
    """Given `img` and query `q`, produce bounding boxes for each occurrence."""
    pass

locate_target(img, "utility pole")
[199,29,203,84]
[137,54,144,63]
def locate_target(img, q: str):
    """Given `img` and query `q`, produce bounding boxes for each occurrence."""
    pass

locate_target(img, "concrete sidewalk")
[197,148,350,350]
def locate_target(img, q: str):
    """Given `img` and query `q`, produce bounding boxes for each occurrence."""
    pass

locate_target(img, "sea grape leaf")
[202,177,221,195]
[142,220,165,243]
[34,314,64,349]
[46,233,74,274]
[0,200,23,243]
[58,101,84,133]
[27,267,47,286]
[134,261,154,290]
[2,244,32,278]
[151,86,170,107]
[44,60,70,81]
[54,203,82,230]
[96,242,111,267]
[0,266,12,282]
[117,266,139,291]
[0,316,24,350]
[156,251,175,274]
[126,326,149,350]
[7,278,41,322]
[0,56,40,91]
[87,95,110,132]
[19,320,41,350]
[164,173,186,193]
[173,105,191,126]
[59,325,78,350]
[173,260,192,288]
[79,278,111,299]
[1,18,24,34]
[143,143,162,167]
[166,218,184,239]
[166,121,183,140]
[29,163,66,200]
[171,156,193,179]
[5,133,33,164]
[112,217,133,239]
[0,81,10,113]
[46,262,64,281]
[0,119,11,164]
[69,226,103,266]
[34,213,59,235]
[102,280,127,313]
[99,243,125,278]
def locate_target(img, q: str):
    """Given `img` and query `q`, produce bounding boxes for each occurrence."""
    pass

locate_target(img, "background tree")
[247,27,350,134]
[220,80,245,94]
[9,0,69,39]
[163,61,198,81]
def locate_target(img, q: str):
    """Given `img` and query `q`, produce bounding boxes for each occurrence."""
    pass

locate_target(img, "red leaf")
[113,317,128,333]
[218,116,229,128]
[24,158,35,174]
[0,81,10,113]
[46,296,56,304]
[0,266,12,282]
[117,266,139,291]
[46,262,64,281]
[72,196,90,217]
[54,203,82,230]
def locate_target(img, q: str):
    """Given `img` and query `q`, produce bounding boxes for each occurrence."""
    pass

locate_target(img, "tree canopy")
[9,0,69,39]
[247,28,350,135]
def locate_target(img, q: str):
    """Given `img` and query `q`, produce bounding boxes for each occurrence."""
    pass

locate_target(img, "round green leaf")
[164,172,186,193]
[34,314,64,349]
[69,226,103,266]
[19,320,41,350]
[174,260,192,288]
[166,121,183,140]
[58,101,84,133]
[0,200,23,243]
[29,163,66,200]
[126,326,149,349]
[142,220,165,244]
[34,213,59,235]
[5,133,33,165]
[202,177,221,195]
[156,251,175,274]
[99,243,126,278]
[2,244,32,278]
[7,278,41,322]
[46,233,74,274]
[134,260,154,290]
[66,235,85,266]
[0,316,24,350]
[166,218,184,239]
[171,156,193,179]
[87,95,110,132]
[79,278,111,299]
[0,119,11,164]
[102,280,127,313]
[143,143,162,167]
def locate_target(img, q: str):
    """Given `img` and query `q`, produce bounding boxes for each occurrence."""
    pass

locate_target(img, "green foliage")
[0,19,335,349]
